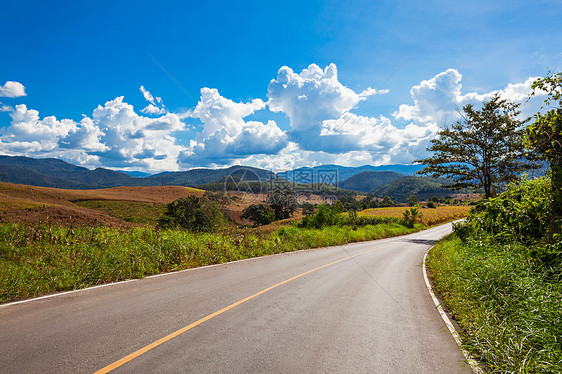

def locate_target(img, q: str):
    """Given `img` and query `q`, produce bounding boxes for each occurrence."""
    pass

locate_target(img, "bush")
[241,204,275,226]
[455,177,552,245]
[402,205,422,228]
[158,196,227,232]
[426,201,436,208]
[298,204,342,229]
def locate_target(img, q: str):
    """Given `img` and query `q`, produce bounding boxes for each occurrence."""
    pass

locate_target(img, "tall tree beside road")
[415,94,536,198]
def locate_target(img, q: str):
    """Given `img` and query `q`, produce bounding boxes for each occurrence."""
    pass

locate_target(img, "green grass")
[73,200,166,225]
[427,234,562,373]
[0,222,422,303]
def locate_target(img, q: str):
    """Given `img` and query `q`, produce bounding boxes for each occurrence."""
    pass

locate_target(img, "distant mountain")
[288,164,424,183]
[118,170,152,178]
[144,165,274,187]
[70,168,138,188]
[370,176,457,203]
[0,155,89,178]
[0,156,276,190]
[0,164,84,189]
[338,171,404,193]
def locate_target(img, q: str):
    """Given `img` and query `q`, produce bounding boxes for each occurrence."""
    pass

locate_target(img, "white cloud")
[393,69,544,125]
[0,97,187,172]
[498,77,538,102]
[0,66,548,173]
[141,104,167,115]
[139,85,167,115]
[140,85,155,103]
[263,63,435,165]
[179,87,288,167]
[394,69,471,124]
[267,63,382,151]
[0,81,26,98]
[0,103,14,112]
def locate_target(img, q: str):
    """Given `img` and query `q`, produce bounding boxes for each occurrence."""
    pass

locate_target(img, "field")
[0,182,205,227]
[359,205,471,226]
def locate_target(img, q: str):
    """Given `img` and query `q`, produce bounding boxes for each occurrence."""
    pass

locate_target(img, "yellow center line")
[93,247,380,374]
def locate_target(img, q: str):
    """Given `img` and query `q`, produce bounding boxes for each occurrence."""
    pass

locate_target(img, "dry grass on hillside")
[359,205,471,226]
[0,182,206,227]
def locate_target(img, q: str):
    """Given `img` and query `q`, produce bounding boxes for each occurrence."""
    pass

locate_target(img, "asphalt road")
[0,223,471,373]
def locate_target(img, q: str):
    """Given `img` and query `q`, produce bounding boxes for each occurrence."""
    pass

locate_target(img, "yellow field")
[359,205,471,226]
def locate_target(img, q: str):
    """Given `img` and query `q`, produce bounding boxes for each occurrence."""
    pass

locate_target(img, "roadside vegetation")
[427,178,561,373]
[426,72,562,373]
[0,220,422,303]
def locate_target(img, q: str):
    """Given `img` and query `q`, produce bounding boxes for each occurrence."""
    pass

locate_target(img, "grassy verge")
[0,222,422,303]
[427,234,562,373]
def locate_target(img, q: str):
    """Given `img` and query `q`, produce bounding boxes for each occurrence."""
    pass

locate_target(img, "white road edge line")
[422,249,484,374]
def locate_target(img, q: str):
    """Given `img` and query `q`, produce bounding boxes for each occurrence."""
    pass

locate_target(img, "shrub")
[298,204,342,229]
[241,204,275,226]
[402,205,422,228]
[158,196,227,232]
[455,177,552,245]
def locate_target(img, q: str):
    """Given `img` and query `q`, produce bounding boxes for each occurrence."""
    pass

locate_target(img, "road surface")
[0,223,471,373]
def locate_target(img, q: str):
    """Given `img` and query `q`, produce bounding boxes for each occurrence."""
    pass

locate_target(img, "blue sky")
[1,0,561,173]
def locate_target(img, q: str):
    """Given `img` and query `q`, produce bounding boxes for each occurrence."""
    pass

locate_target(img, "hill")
[0,156,139,188]
[370,176,455,202]
[0,181,205,227]
[338,171,403,192]
[146,165,273,187]
[288,164,424,182]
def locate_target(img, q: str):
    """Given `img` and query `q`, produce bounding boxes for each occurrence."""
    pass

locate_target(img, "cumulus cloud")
[179,87,288,167]
[267,63,382,151]
[393,69,542,125]
[263,63,436,165]
[498,77,538,102]
[140,85,167,115]
[0,81,26,98]
[0,97,186,172]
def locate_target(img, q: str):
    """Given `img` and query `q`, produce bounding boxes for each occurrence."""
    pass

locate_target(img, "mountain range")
[0,155,451,201]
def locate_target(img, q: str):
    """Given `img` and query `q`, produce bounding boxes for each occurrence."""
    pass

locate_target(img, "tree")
[241,204,275,226]
[525,72,562,217]
[266,188,298,220]
[408,194,418,206]
[415,94,536,199]
[158,196,227,232]
[380,195,395,207]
